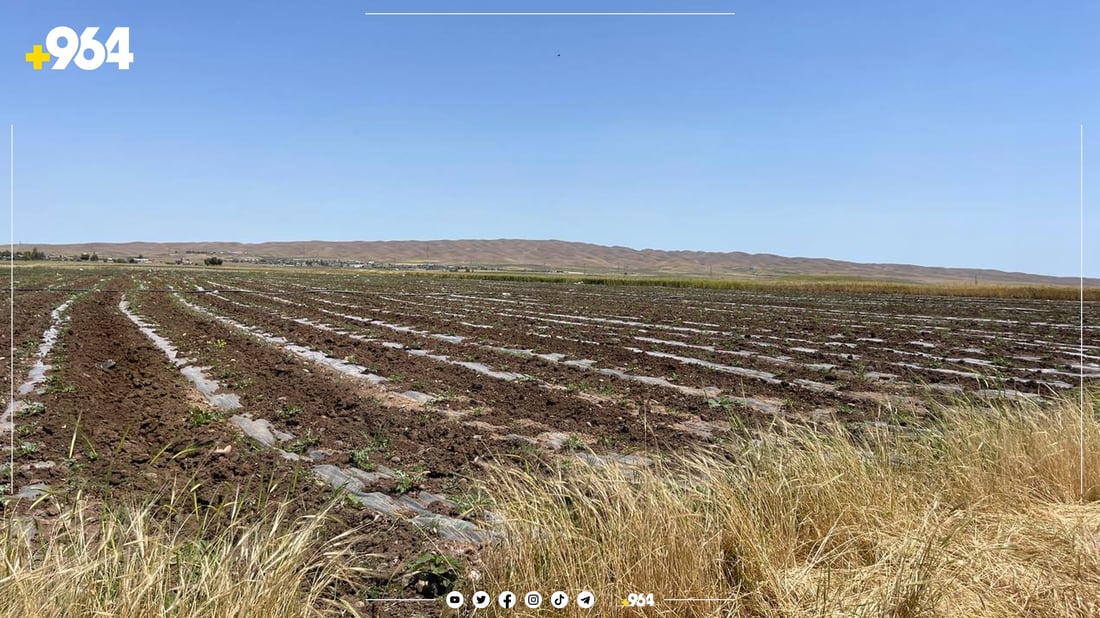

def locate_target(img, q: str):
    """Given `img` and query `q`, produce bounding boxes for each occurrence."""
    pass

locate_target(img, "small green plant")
[286,428,321,454]
[451,489,493,517]
[188,406,222,427]
[44,374,77,394]
[562,435,586,451]
[15,422,38,437]
[275,405,303,422]
[427,394,452,408]
[17,402,45,418]
[349,449,374,471]
[403,553,462,597]
[395,468,428,494]
[210,338,227,349]
[360,432,391,453]
[509,441,542,458]
[707,396,740,412]
[14,441,40,457]
[854,363,869,381]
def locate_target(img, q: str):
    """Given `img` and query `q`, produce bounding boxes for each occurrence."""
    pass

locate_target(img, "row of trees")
[0,247,224,266]
[0,248,47,260]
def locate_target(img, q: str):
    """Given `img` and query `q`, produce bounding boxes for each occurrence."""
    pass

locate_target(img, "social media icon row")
[445,590,595,609]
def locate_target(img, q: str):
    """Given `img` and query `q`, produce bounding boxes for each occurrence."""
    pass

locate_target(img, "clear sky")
[1,1,1097,276]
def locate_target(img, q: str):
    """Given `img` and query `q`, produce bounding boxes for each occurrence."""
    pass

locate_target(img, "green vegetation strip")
[421,271,1100,300]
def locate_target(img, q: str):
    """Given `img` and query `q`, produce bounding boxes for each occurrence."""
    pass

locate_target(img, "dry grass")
[482,392,1100,616]
[0,487,366,617]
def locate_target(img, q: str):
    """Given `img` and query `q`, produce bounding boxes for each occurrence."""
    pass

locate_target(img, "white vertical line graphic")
[1081,124,1086,500]
[8,125,13,495]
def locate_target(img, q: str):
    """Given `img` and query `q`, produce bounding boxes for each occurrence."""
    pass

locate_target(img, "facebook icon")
[498,591,516,608]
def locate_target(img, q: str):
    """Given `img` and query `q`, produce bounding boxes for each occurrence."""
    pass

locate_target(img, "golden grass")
[0,487,366,617]
[482,392,1100,616]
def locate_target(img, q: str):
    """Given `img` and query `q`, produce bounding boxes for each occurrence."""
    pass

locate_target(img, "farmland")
[2,264,1099,616]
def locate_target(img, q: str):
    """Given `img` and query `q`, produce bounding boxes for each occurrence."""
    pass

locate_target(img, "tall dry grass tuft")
[482,392,1100,617]
[0,486,366,617]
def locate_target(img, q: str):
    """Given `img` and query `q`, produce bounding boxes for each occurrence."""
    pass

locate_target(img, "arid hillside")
[15,238,1097,286]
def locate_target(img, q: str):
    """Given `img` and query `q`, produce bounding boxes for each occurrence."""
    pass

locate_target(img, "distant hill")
[16,239,1098,287]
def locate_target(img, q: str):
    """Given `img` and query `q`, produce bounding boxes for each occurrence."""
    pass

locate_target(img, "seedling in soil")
[275,405,303,422]
[358,432,392,454]
[44,374,77,394]
[361,584,389,601]
[707,396,742,412]
[509,442,542,458]
[427,394,452,408]
[452,489,493,517]
[210,338,228,349]
[854,363,869,381]
[402,552,462,597]
[14,441,40,457]
[17,402,45,418]
[189,406,222,427]
[595,435,626,449]
[286,428,321,454]
[15,422,38,437]
[578,381,615,396]
[349,449,376,471]
[394,468,428,494]
[562,435,586,451]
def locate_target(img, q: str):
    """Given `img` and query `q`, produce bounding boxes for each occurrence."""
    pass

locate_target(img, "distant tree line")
[0,247,47,260]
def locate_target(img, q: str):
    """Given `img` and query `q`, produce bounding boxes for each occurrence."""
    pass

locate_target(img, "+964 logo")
[25,26,133,70]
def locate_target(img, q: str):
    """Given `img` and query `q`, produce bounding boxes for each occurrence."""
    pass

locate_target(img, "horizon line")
[364,12,735,16]
[7,239,1094,281]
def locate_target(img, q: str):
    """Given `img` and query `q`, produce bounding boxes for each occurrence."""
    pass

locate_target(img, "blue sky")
[1,1,1096,276]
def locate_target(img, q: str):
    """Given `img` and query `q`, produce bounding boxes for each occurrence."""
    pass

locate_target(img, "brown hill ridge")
[17,239,1097,286]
